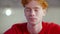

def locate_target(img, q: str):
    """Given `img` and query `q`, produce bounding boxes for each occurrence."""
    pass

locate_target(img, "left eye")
[35,10,38,12]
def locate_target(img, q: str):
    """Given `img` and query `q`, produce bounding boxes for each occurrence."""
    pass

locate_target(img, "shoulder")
[49,23,60,34]
[4,22,27,34]
[44,22,60,34]
[43,21,60,28]
[12,22,27,28]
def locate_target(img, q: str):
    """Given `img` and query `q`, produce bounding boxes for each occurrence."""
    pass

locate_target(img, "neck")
[27,22,42,34]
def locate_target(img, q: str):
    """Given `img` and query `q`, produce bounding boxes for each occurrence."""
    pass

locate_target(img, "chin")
[29,21,38,25]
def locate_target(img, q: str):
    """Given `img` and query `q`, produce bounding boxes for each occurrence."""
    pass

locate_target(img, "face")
[24,1,46,25]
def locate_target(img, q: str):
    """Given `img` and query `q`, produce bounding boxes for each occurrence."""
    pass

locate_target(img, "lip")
[29,18,37,22]
[30,17,36,19]
[29,18,37,20]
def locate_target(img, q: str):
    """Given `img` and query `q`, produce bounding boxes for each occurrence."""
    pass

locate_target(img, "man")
[4,0,60,34]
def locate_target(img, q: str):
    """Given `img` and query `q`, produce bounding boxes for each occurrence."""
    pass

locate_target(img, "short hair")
[21,0,48,9]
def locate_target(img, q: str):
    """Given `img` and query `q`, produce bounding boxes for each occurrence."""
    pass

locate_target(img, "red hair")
[21,0,48,9]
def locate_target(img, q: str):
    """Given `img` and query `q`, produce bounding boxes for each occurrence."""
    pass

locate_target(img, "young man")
[4,0,60,34]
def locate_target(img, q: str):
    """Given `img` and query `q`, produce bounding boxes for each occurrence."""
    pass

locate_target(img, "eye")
[25,8,31,12]
[34,9,38,12]
[26,9,30,12]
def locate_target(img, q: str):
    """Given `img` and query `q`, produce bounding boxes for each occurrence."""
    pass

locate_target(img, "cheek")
[37,10,44,18]
[24,11,27,17]
[24,12,29,17]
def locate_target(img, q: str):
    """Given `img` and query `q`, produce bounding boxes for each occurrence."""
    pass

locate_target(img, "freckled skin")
[24,1,46,25]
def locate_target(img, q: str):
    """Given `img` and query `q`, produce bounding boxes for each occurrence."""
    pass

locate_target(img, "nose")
[30,9,35,16]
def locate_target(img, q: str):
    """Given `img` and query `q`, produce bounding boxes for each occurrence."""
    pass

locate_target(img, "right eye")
[25,9,31,12]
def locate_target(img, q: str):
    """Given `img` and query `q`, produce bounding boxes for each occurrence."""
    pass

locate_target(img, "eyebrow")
[34,7,39,9]
[25,7,39,9]
[25,7,31,9]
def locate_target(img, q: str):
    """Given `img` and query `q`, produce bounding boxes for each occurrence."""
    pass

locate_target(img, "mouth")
[29,18,37,21]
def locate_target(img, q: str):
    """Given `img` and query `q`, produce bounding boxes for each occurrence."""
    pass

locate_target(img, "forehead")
[25,0,42,9]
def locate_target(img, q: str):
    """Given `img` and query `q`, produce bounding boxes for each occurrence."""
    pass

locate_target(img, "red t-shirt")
[4,22,60,34]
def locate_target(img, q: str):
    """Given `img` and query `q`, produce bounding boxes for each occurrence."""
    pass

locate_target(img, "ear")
[43,9,47,16]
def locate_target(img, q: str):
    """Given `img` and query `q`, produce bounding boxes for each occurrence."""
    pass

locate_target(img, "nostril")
[29,14,35,17]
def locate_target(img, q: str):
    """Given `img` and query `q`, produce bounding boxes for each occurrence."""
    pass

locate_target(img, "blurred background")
[0,0,60,34]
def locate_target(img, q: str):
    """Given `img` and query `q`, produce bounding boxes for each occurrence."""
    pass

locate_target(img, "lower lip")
[29,18,36,21]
